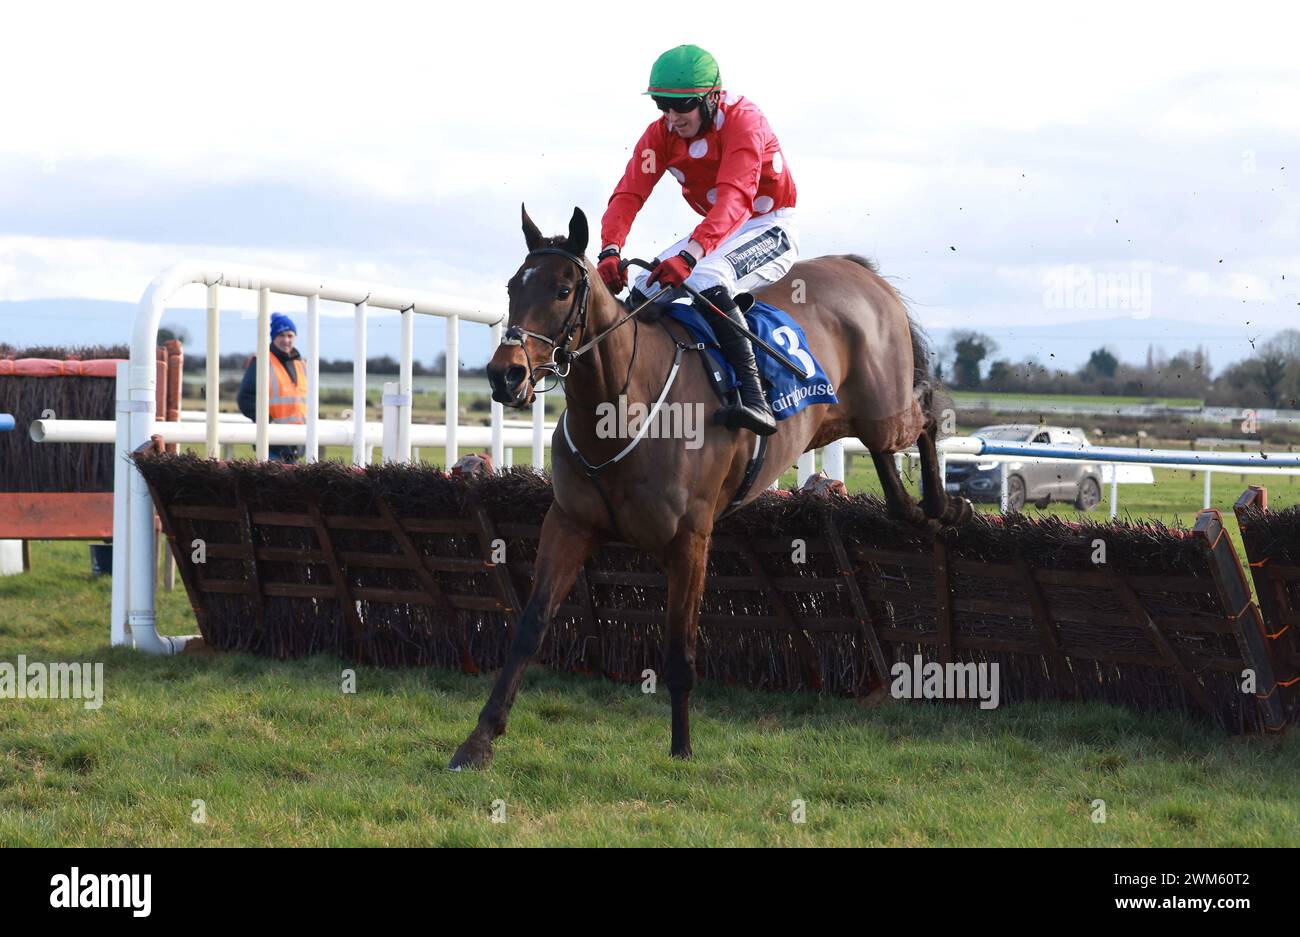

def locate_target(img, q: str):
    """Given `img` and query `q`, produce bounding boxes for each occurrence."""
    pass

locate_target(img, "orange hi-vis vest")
[269,354,308,424]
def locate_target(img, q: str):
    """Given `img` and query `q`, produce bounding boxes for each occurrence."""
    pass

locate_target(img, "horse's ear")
[521,203,543,251]
[566,207,589,257]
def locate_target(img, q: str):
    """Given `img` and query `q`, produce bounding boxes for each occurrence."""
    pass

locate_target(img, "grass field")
[2,461,1298,846]
[949,391,1204,408]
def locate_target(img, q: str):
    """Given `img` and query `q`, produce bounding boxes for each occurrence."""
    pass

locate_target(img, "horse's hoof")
[448,733,494,771]
[890,504,926,526]
[940,496,973,528]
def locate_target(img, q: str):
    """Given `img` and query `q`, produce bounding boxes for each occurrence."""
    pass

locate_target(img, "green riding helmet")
[645,44,721,97]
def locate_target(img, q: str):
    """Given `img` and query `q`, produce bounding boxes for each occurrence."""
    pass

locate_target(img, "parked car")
[944,424,1104,512]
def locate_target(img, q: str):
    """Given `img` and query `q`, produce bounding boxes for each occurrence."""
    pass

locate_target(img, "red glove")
[597,249,626,292]
[647,251,697,289]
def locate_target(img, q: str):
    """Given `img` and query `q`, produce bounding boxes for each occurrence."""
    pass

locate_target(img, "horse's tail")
[841,253,949,430]
[907,312,950,431]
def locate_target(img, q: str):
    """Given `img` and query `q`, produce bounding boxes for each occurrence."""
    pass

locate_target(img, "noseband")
[501,246,591,391]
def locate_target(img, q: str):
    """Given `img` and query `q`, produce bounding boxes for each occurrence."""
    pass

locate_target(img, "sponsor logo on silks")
[889,654,1001,709]
[772,381,837,416]
[724,226,793,279]
[50,868,151,918]
[0,655,103,710]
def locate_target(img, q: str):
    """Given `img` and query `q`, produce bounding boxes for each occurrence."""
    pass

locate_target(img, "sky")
[2,0,1297,370]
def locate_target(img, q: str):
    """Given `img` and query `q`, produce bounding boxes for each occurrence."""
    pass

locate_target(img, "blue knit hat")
[270,313,297,339]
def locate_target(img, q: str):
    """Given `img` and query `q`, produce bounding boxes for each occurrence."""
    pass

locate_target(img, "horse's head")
[488,204,591,407]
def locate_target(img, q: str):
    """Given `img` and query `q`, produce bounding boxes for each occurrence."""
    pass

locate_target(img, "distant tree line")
[938,328,1300,409]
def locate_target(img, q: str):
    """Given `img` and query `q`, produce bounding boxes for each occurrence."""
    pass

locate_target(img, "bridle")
[501,246,593,393]
[500,247,670,400]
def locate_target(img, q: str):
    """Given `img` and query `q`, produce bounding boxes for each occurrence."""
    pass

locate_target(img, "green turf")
[3,460,1299,845]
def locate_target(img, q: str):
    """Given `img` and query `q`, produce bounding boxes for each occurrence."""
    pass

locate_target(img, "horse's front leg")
[448,503,600,770]
[660,527,711,759]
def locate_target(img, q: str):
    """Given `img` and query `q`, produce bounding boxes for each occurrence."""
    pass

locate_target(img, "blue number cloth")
[662,299,838,420]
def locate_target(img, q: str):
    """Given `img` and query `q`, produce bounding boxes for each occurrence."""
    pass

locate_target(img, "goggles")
[653,95,702,114]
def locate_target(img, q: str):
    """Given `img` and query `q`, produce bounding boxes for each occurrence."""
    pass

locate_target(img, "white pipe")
[1110,466,1119,519]
[490,320,504,469]
[110,362,130,647]
[445,315,459,469]
[353,301,367,466]
[306,294,320,463]
[532,392,545,469]
[255,288,270,461]
[205,284,219,458]
[1203,467,1213,509]
[999,460,1009,513]
[398,306,414,462]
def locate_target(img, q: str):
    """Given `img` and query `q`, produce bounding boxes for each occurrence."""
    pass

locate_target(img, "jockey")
[597,44,798,437]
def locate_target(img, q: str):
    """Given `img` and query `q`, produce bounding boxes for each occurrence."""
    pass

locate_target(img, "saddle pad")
[663,299,838,420]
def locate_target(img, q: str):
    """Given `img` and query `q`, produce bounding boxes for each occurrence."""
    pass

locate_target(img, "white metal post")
[352,301,368,466]
[382,380,399,463]
[110,362,131,646]
[999,460,1009,513]
[490,320,504,470]
[1110,465,1119,519]
[1203,468,1213,509]
[532,392,546,469]
[823,441,845,481]
[205,284,220,458]
[306,294,320,463]
[797,451,816,486]
[398,306,413,463]
[445,315,459,469]
[256,288,271,461]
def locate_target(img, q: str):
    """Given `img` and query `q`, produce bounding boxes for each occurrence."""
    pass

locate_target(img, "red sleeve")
[689,107,764,255]
[600,121,667,250]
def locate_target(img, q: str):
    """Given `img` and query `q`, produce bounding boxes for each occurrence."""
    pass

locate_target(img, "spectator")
[237,312,307,462]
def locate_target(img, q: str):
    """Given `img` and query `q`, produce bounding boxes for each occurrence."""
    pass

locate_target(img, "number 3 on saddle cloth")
[661,297,839,419]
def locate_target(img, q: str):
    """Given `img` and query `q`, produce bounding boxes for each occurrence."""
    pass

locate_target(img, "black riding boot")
[697,286,776,436]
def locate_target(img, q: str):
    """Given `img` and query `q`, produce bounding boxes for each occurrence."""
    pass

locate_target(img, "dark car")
[945,424,1104,512]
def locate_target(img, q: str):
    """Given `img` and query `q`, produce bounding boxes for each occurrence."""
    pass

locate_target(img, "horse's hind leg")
[916,419,973,528]
[870,449,925,525]
[448,503,600,770]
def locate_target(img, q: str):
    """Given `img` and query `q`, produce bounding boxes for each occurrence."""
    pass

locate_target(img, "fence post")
[256,288,271,461]
[445,315,459,470]
[306,294,320,463]
[398,306,413,463]
[352,301,368,466]
[110,362,131,647]
[205,284,220,458]
[382,381,399,463]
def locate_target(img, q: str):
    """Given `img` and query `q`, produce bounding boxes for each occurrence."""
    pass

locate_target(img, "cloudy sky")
[2,0,1297,367]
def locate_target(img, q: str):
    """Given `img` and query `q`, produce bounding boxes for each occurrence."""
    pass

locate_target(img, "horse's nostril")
[506,365,527,387]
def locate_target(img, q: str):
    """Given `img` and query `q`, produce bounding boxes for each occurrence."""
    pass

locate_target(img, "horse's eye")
[557,288,571,300]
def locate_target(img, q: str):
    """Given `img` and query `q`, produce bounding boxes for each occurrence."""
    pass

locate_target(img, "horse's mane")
[841,253,880,274]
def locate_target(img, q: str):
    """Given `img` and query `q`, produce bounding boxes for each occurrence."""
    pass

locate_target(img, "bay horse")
[448,205,969,769]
